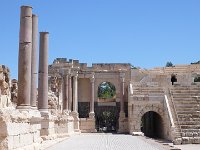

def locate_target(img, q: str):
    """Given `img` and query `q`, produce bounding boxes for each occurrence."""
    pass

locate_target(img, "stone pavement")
[46,133,200,150]
[46,133,166,150]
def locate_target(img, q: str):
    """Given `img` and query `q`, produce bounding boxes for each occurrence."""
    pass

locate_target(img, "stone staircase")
[170,86,200,144]
[132,86,164,97]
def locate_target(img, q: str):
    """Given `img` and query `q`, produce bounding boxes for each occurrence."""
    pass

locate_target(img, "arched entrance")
[141,111,163,138]
[95,81,119,132]
[171,74,177,85]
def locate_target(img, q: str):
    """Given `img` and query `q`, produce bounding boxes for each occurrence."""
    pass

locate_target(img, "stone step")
[176,108,200,111]
[173,99,198,103]
[171,87,200,90]
[177,114,200,118]
[179,121,200,125]
[133,91,164,93]
[173,97,198,100]
[181,132,200,137]
[172,94,200,97]
[180,125,200,129]
[178,117,200,122]
[176,111,200,116]
[181,129,200,133]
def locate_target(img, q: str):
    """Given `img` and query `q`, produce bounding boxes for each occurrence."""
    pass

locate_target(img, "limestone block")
[182,137,190,144]
[132,132,144,136]
[0,136,14,150]
[8,122,31,135]
[13,135,20,149]
[0,123,8,137]
[20,133,33,147]
[33,131,41,143]
[193,137,200,144]
[185,132,193,137]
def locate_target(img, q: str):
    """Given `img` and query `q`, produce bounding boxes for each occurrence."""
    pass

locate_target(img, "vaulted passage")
[141,111,163,138]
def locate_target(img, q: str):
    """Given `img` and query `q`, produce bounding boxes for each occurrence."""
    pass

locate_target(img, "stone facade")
[1,4,200,150]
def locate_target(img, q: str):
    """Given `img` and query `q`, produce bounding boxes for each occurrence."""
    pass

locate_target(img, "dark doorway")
[95,81,119,132]
[95,105,119,133]
[171,75,177,85]
[141,111,163,138]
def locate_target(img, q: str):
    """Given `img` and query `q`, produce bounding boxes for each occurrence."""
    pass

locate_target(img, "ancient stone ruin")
[0,5,200,150]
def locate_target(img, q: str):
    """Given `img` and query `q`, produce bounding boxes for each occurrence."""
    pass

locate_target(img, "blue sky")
[0,0,200,79]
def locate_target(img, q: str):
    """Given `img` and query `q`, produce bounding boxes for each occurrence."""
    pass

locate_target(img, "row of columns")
[17,6,125,115]
[62,73,78,113]
[61,72,125,117]
[17,6,49,111]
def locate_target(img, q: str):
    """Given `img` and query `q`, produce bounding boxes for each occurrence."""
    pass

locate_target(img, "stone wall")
[0,109,42,150]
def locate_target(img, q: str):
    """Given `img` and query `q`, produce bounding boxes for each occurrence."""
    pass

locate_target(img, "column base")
[31,106,38,110]
[17,105,31,110]
[39,109,48,114]
[62,110,70,115]
[119,111,126,118]
[89,112,95,119]
[70,111,80,133]
[118,111,128,133]
[40,113,57,140]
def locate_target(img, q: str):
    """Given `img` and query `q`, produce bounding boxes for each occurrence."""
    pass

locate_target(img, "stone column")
[89,74,95,118]
[38,32,49,112]
[58,78,63,111]
[30,14,38,108]
[17,6,32,109]
[63,74,69,112]
[118,72,127,133]
[120,73,125,114]
[68,74,72,111]
[71,71,80,132]
[72,73,78,112]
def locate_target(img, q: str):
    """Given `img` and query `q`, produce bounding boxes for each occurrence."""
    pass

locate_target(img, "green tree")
[98,82,116,99]
[166,61,173,67]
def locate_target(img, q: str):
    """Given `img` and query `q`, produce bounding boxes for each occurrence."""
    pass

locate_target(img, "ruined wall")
[0,65,12,108]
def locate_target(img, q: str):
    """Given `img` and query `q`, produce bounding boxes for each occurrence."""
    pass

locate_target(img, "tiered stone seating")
[132,86,164,97]
[170,86,200,144]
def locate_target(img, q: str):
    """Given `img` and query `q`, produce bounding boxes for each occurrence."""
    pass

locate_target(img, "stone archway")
[95,81,119,132]
[135,105,164,138]
[141,111,163,138]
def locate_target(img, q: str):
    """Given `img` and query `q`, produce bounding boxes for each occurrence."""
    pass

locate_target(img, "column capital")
[72,71,78,78]
[120,72,125,78]
[90,73,95,83]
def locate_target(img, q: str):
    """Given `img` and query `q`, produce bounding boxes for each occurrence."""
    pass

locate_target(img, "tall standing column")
[38,32,49,112]
[63,74,69,112]
[120,73,125,113]
[17,6,32,109]
[72,73,78,112]
[68,74,72,112]
[71,71,80,132]
[31,14,38,108]
[89,74,95,118]
[118,72,126,133]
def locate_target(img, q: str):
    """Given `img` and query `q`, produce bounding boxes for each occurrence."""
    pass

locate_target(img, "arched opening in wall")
[95,82,119,133]
[171,74,177,85]
[141,111,164,138]
[98,82,116,100]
